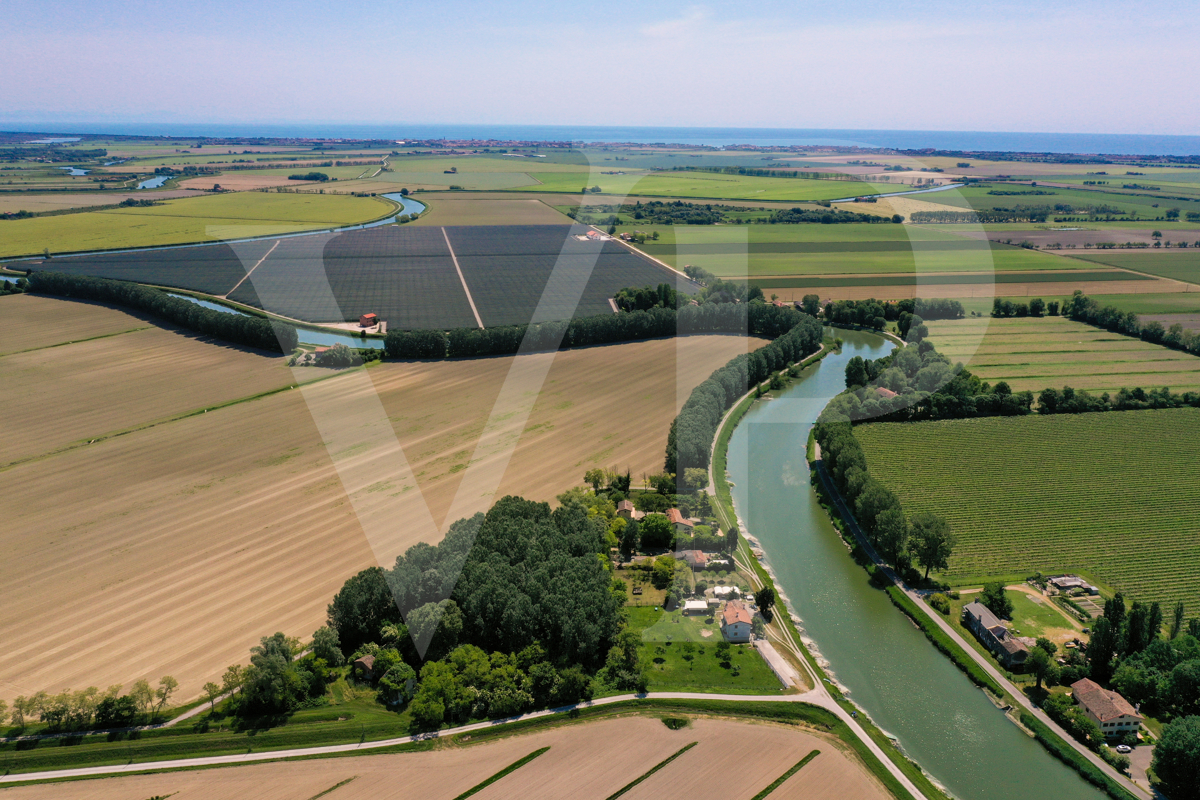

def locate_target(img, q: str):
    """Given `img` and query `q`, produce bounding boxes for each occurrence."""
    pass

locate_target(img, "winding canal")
[726,328,1106,800]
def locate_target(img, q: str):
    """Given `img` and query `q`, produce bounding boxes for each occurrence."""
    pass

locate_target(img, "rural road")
[813,447,1151,800]
[0,688,929,798]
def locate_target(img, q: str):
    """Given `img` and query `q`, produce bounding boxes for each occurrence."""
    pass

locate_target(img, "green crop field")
[614,223,1073,276]
[1063,250,1200,285]
[0,192,395,258]
[926,316,1200,394]
[517,170,890,202]
[918,185,1200,217]
[855,409,1200,614]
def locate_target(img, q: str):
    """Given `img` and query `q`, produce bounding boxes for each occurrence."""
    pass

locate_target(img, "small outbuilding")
[352,654,376,680]
[359,312,378,327]
[616,500,644,521]
[682,600,709,615]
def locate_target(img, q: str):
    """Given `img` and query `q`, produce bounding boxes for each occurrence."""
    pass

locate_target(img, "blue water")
[166,293,385,350]
[138,175,170,189]
[58,166,89,176]
[12,123,1200,155]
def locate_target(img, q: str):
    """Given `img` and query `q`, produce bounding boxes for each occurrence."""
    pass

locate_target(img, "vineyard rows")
[856,408,1200,614]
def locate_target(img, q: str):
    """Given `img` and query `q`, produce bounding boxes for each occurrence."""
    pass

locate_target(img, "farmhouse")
[676,549,708,570]
[962,600,1030,668]
[1049,575,1099,595]
[1071,678,1143,738]
[721,600,754,643]
[359,312,378,327]
[682,599,709,616]
[616,500,644,521]
[667,507,695,535]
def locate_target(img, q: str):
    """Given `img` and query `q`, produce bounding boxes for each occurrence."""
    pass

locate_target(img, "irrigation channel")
[726,328,1107,800]
[831,182,965,202]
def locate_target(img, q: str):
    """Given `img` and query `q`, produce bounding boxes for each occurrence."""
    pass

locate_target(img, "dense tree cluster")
[767,207,891,224]
[4,676,178,733]
[614,283,680,312]
[625,200,727,225]
[823,297,964,333]
[324,496,631,729]
[814,420,956,581]
[1153,716,1200,800]
[28,271,298,352]
[1,276,28,296]
[288,172,330,181]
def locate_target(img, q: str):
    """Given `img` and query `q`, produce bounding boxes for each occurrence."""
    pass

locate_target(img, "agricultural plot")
[925,316,1200,394]
[227,225,677,326]
[855,409,1200,614]
[0,293,151,354]
[519,170,891,202]
[0,189,197,214]
[31,238,268,295]
[0,300,763,702]
[1064,250,1200,285]
[0,192,393,258]
[915,184,1200,218]
[409,193,572,226]
[0,716,887,800]
[620,223,1075,277]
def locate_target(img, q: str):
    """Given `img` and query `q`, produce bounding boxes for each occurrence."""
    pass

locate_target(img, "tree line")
[385,303,809,361]
[766,207,895,224]
[28,271,298,352]
[814,419,956,583]
[1,676,179,733]
[823,297,965,334]
[665,313,824,475]
[1066,290,1200,358]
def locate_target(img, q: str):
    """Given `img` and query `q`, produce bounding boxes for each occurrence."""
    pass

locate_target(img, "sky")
[3,0,1198,135]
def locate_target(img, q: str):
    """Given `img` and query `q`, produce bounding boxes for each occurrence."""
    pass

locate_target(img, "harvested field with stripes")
[0,294,763,703]
[925,316,1200,395]
[856,409,1200,613]
[0,716,891,800]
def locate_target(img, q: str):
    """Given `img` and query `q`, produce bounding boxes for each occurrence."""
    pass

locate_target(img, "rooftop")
[1072,678,1142,722]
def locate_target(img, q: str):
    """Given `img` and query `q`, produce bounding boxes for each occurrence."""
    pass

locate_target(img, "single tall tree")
[910,512,956,580]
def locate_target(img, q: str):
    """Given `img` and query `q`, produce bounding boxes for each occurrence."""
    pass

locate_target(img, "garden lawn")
[625,607,784,694]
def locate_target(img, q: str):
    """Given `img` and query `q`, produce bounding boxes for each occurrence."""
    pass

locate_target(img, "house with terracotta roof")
[1071,678,1143,738]
[721,600,753,643]
[675,549,708,570]
[616,500,644,521]
[962,600,1029,668]
[666,508,695,535]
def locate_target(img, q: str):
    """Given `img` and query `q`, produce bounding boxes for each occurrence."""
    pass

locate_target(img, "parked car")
[1115,744,1132,754]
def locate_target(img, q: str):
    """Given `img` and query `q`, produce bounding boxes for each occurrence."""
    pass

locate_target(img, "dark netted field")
[25,225,680,329]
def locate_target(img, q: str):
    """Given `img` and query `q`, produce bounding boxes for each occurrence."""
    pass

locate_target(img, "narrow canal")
[726,328,1106,800]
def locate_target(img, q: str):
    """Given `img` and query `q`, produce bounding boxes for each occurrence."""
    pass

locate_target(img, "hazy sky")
[3,0,1197,134]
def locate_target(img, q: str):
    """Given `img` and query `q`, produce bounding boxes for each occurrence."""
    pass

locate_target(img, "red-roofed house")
[675,549,708,570]
[721,600,753,643]
[1071,678,1143,738]
[666,508,695,535]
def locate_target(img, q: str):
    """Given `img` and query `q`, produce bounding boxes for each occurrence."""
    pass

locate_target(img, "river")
[166,294,385,350]
[726,328,1106,800]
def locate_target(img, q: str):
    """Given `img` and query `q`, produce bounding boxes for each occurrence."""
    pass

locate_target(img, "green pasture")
[921,185,1200,217]
[374,171,541,189]
[0,192,394,258]
[856,408,1200,614]
[387,154,588,173]
[1062,250,1200,284]
[243,164,385,180]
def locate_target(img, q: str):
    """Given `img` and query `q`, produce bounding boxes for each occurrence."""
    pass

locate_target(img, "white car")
[1115,744,1132,754]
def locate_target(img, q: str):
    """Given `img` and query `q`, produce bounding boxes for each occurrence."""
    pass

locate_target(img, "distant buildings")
[721,600,754,643]
[1071,678,1143,737]
[962,600,1030,668]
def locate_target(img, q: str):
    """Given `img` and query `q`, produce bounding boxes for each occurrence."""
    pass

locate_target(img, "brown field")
[925,316,1200,394]
[0,190,199,214]
[0,716,890,800]
[0,296,764,703]
[1141,312,1200,332]
[410,193,573,226]
[0,294,151,353]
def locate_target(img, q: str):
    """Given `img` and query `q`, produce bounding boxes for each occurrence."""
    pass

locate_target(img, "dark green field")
[749,269,1151,290]
[856,409,1200,613]
[1064,250,1200,284]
